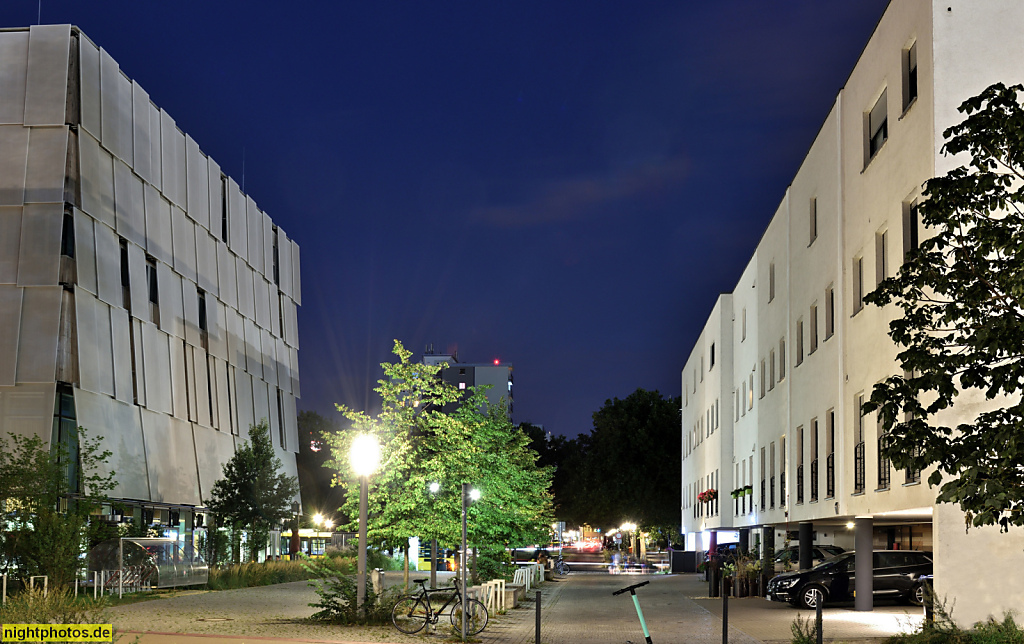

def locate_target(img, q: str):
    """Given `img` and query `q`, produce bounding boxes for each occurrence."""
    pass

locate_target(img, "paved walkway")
[108,572,923,644]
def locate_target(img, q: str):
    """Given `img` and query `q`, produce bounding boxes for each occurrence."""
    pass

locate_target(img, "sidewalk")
[109,572,923,644]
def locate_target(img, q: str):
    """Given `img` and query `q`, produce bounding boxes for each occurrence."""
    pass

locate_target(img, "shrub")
[207,557,347,590]
[303,557,401,625]
[790,614,817,644]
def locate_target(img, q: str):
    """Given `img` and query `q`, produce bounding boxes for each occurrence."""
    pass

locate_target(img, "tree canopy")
[323,340,554,552]
[207,420,299,559]
[556,388,681,534]
[863,82,1024,531]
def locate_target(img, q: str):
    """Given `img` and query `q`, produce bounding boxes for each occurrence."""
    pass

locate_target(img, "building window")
[272,226,281,287]
[779,338,786,381]
[760,359,766,398]
[277,389,286,449]
[853,256,864,314]
[903,42,918,111]
[854,393,866,494]
[796,425,804,505]
[146,257,159,324]
[810,417,819,502]
[60,211,75,258]
[198,289,209,351]
[710,343,715,369]
[119,239,131,312]
[748,372,754,410]
[220,175,229,243]
[742,308,747,341]
[826,409,836,498]
[903,201,920,261]
[780,435,786,508]
[809,197,817,245]
[877,411,890,490]
[769,262,776,302]
[796,318,804,365]
[769,349,776,390]
[809,303,818,354]
[769,441,776,509]
[825,285,835,339]
[876,229,889,287]
[760,446,767,511]
[867,89,888,162]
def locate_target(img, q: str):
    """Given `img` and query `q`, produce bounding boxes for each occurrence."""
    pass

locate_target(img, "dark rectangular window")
[146,257,160,324]
[809,304,818,354]
[877,412,890,490]
[220,175,229,243]
[809,197,817,245]
[769,262,776,302]
[876,229,889,287]
[826,409,835,498]
[825,286,835,339]
[272,226,280,287]
[60,211,75,257]
[903,42,918,110]
[903,202,920,260]
[709,343,715,368]
[198,289,209,351]
[119,239,131,312]
[854,393,866,493]
[779,338,786,381]
[277,389,286,449]
[796,318,804,365]
[853,256,864,314]
[868,90,888,161]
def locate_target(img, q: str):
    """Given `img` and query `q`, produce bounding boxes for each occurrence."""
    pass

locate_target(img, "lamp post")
[349,433,380,617]
[290,501,300,560]
[428,482,440,589]
[460,484,481,642]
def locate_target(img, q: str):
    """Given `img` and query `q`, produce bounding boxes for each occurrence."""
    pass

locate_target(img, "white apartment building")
[681,1,1024,623]
[0,25,301,548]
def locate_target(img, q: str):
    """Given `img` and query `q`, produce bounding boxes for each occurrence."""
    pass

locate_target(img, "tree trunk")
[403,540,410,588]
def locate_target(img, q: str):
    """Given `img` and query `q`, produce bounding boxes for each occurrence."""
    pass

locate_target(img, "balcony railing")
[878,438,890,489]
[780,471,786,507]
[854,441,866,493]
[810,458,819,501]
[796,464,804,504]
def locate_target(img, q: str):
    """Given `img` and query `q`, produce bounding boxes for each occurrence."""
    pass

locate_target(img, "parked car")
[773,545,845,572]
[703,542,745,566]
[767,550,932,609]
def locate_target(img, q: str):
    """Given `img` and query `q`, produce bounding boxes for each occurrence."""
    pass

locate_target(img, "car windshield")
[820,546,844,557]
[810,552,853,571]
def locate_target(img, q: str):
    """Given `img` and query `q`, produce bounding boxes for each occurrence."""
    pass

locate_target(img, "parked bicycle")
[391,577,489,635]
[555,554,571,575]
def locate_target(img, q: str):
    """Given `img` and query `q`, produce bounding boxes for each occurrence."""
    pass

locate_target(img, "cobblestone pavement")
[109,572,922,644]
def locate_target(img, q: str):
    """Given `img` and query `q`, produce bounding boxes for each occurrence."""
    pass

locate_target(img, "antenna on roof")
[241,147,246,193]
[37,0,41,24]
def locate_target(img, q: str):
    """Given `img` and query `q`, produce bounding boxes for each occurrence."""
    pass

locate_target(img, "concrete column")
[798,522,813,570]
[855,517,873,611]
[738,528,749,554]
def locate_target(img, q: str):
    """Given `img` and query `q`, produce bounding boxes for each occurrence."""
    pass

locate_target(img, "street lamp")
[349,433,380,617]
[428,482,441,589]
[461,484,481,642]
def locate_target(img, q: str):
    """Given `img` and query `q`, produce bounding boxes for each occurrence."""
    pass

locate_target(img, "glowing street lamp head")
[313,513,324,526]
[350,433,381,477]
[469,488,481,501]
[324,519,334,530]
[429,482,441,494]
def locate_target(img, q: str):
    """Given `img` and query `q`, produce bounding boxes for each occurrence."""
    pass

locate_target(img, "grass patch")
[885,611,1024,644]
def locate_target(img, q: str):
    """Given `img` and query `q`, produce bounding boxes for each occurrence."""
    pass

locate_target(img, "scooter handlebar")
[612,580,650,595]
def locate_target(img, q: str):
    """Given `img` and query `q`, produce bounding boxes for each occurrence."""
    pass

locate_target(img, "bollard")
[2,573,6,605]
[815,593,823,644]
[721,576,729,644]
[535,589,542,644]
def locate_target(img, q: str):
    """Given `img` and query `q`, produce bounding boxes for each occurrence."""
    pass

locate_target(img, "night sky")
[3,1,890,438]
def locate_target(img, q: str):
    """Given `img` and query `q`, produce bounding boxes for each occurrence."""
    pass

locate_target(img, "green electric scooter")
[613,580,652,644]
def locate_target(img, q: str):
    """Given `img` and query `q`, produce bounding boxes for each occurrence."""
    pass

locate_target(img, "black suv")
[767,550,932,609]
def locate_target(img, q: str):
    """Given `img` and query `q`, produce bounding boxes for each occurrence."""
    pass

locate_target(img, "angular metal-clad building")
[0,24,300,544]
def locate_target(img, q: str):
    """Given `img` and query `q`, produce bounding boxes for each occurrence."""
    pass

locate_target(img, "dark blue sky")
[4,1,890,437]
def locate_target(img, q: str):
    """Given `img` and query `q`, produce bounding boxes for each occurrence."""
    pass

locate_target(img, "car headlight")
[775,578,798,589]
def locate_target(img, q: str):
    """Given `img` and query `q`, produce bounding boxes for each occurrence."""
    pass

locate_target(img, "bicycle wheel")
[450,598,489,635]
[392,596,430,634]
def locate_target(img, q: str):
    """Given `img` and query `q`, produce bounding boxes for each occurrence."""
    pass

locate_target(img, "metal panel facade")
[110,307,133,404]
[132,82,153,183]
[78,131,115,227]
[113,160,145,246]
[141,322,172,414]
[75,291,113,396]
[94,220,120,307]
[0,126,29,206]
[246,198,263,275]
[0,31,29,124]
[143,183,172,263]
[75,389,151,501]
[290,240,301,305]
[170,206,197,283]
[158,262,184,339]
[24,25,70,126]
[99,48,132,163]
[216,242,237,309]
[235,256,255,320]
[192,422,236,503]
[168,335,187,420]
[160,111,186,208]
[196,229,218,295]
[73,209,97,294]
[78,36,101,137]
[0,285,23,386]
[16,203,61,286]
[226,178,246,260]
[140,409,201,505]
[24,126,68,204]
[0,207,21,283]
[15,286,60,383]
[185,136,210,231]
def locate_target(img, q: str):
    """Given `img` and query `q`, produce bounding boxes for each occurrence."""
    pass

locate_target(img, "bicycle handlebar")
[612,580,650,595]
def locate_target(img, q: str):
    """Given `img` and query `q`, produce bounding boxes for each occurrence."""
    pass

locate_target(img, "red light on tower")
[493,359,500,365]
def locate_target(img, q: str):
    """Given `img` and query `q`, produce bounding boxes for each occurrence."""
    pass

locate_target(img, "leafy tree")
[207,420,299,561]
[324,340,554,583]
[864,82,1024,531]
[296,411,347,521]
[558,389,681,535]
[0,428,115,587]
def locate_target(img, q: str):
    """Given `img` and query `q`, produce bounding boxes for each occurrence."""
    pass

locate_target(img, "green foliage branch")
[864,83,1024,531]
